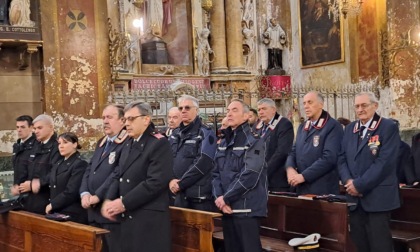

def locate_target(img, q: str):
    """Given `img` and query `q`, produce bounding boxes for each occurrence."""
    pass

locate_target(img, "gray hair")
[177,95,199,108]
[257,98,276,108]
[33,114,54,126]
[355,92,379,104]
[105,104,125,118]
[305,91,324,103]
[124,101,152,116]
[230,99,250,113]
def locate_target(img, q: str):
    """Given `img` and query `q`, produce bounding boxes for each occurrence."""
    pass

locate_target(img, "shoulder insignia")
[115,129,128,144]
[152,132,165,139]
[255,120,264,130]
[99,136,107,147]
[268,116,283,130]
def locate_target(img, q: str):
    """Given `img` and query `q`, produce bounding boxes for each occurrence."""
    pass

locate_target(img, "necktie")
[358,126,366,145]
[262,124,268,136]
[102,139,111,156]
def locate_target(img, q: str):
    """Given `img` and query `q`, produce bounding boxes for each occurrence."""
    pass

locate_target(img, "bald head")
[167,107,182,129]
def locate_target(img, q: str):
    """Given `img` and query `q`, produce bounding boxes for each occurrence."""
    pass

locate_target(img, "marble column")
[210,0,228,73]
[225,0,246,73]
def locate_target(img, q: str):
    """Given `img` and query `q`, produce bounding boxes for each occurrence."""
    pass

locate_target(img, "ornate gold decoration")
[108,18,130,72]
[201,0,213,12]
[380,26,420,87]
[132,0,145,8]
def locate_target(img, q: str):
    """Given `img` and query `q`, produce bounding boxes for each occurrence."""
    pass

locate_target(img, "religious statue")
[9,0,35,27]
[144,0,172,37]
[195,27,213,76]
[263,18,286,72]
[242,20,255,68]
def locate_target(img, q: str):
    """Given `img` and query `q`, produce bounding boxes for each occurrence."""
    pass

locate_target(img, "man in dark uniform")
[80,104,127,252]
[338,92,400,252]
[286,91,342,195]
[254,98,294,192]
[102,102,173,252]
[169,95,217,211]
[23,114,60,214]
[213,99,267,252]
[11,115,36,196]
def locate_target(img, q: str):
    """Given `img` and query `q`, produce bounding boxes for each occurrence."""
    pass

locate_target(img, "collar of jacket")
[57,151,80,166]
[224,121,252,143]
[304,110,329,131]
[178,116,201,136]
[353,112,381,134]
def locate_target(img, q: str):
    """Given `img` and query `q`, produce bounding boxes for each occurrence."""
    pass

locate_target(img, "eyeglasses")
[354,103,372,110]
[178,106,195,111]
[124,115,146,122]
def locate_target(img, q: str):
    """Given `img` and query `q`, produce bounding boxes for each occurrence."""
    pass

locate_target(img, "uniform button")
[49,185,51,188]
[129,215,132,219]
[120,178,123,182]
[93,172,96,175]
[120,196,123,199]
[53,185,56,188]
[121,213,125,217]
[126,179,130,183]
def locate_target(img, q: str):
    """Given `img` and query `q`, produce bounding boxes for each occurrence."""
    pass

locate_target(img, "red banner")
[132,77,210,90]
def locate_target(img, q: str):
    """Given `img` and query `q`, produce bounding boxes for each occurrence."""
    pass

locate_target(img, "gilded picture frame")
[298,0,344,68]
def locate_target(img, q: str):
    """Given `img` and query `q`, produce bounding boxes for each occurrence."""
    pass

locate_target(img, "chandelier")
[328,0,363,22]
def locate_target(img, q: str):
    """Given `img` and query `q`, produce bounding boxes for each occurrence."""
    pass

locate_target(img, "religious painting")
[298,0,344,68]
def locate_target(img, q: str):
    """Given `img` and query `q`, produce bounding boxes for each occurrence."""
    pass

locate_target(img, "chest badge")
[109,151,116,164]
[368,135,380,156]
[313,135,320,147]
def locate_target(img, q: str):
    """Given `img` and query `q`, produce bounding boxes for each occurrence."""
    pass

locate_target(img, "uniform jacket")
[12,133,36,185]
[106,125,173,252]
[79,129,128,224]
[286,110,342,195]
[412,133,420,181]
[338,114,400,212]
[24,133,60,214]
[169,116,217,199]
[254,113,294,191]
[212,122,268,217]
[397,140,417,185]
[50,152,88,224]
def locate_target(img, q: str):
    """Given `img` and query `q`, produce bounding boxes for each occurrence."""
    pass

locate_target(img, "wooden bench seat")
[213,231,294,252]
[0,210,108,251]
[213,195,354,252]
[391,187,420,251]
[170,206,222,252]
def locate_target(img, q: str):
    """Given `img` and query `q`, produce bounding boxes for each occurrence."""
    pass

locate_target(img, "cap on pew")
[288,233,321,250]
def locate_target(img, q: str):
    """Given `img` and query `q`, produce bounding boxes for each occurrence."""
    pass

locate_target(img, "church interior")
[0,0,419,152]
[0,1,419,251]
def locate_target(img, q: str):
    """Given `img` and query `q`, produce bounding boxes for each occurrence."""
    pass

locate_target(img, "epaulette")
[152,132,165,139]
[99,136,107,147]
[255,120,264,130]
[115,129,128,144]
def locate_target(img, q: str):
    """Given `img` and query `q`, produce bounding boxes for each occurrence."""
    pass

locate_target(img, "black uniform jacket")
[106,125,173,252]
[12,133,37,185]
[24,133,60,214]
[50,152,88,224]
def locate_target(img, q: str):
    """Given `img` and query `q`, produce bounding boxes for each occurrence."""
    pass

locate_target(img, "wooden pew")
[213,194,354,252]
[0,210,108,252]
[391,187,420,251]
[170,206,222,252]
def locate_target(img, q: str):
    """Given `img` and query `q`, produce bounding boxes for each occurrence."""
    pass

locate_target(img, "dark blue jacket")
[212,122,268,217]
[169,116,217,199]
[79,129,128,224]
[338,114,400,212]
[286,110,342,195]
[254,113,294,191]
